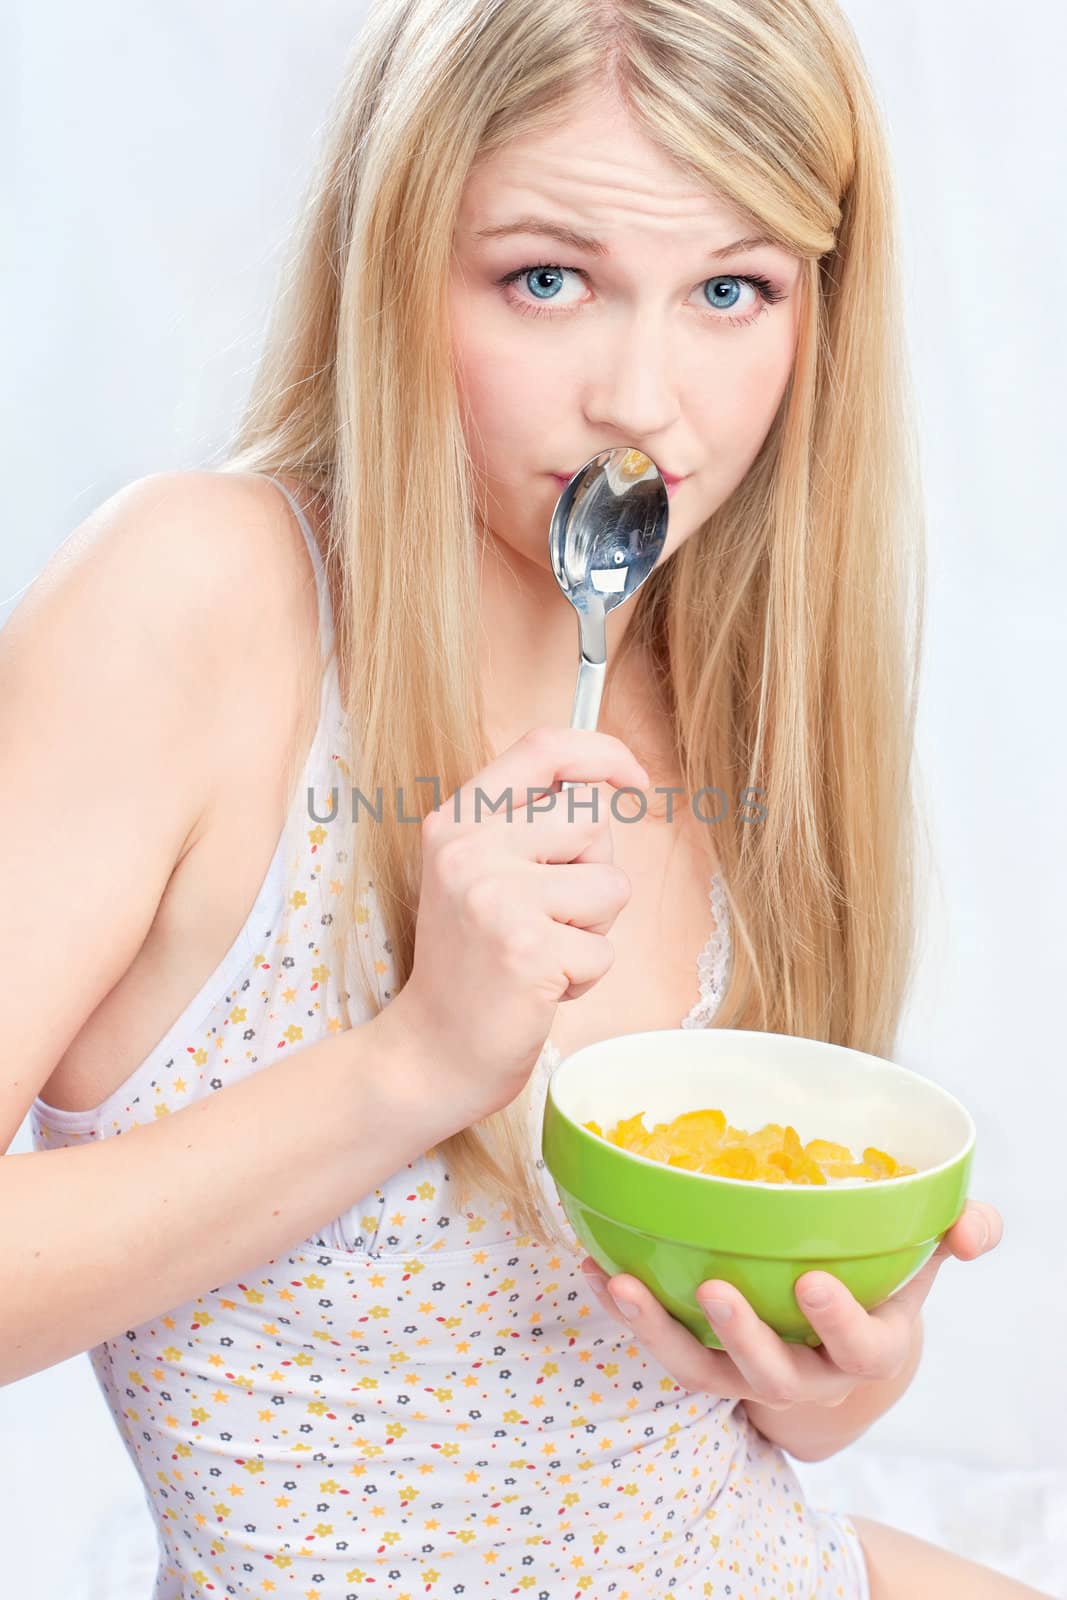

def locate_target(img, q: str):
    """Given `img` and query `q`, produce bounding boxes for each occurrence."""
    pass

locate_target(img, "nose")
[581,312,681,442]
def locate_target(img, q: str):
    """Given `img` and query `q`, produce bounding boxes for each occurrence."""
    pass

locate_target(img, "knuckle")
[460,872,501,923]
[833,1351,872,1380]
[420,804,451,849]
[434,833,474,888]
[523,725,556,760]
[500,922,539,970]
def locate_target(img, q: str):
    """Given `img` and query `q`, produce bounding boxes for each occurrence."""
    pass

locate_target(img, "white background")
[3,2,1065,1595]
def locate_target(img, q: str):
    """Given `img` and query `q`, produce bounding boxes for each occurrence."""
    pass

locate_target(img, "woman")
[2,1,1039,1595]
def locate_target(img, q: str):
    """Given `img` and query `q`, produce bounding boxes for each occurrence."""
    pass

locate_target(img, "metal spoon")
[548,447,669,791]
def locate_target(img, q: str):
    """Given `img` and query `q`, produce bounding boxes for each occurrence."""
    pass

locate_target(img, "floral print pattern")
[31,477,869,1598]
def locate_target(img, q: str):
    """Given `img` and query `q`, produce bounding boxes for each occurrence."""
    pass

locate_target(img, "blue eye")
[495,263,787,327]
[705,277,743,310]
[510,265,580,307]
[526,266,567,300]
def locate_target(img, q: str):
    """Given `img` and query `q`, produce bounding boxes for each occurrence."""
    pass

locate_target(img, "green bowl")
[541,1027,975,1348]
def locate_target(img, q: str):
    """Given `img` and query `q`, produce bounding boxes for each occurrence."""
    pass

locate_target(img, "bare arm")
[1,1009,460,1387]
[0,472,459,1385]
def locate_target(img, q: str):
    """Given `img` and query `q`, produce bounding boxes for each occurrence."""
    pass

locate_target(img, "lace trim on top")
[680,869,732,1030]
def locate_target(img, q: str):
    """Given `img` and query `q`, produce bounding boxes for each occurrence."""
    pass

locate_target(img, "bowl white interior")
[550,1028,974,1173]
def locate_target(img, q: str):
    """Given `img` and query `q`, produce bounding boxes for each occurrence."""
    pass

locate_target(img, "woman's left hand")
[578,1198,1003,1408]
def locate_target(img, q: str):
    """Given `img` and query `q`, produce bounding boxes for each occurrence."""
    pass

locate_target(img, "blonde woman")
[1,2,1042,1596]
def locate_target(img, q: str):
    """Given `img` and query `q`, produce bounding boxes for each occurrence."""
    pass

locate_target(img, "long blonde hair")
[218,0,928,1246]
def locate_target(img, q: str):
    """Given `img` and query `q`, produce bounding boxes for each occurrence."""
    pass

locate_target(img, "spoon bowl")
[549,448,670,773]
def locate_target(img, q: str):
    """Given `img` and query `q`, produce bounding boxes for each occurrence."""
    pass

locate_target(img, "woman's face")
[449,88,805,572]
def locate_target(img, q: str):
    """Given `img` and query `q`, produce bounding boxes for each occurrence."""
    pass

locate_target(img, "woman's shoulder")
[21,463,326,826]
[126,467,322,623]
[128,461,328,747]
[0,467,325,1144]
[33,467,319,637]
[128,466,324,668]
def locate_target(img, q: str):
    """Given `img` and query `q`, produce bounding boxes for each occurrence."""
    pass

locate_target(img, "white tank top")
[31,473,869,1599]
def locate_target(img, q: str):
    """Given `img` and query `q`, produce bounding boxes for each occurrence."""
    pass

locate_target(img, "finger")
[550,920,616,1003]
[525,779,637,869]
[447,727,648,841]
[793,1272,910,1384]
[581,1270,748,1396]
[580,1268,653,1334]
[864,1242,953,1343]
[469,779,624,870]
[561,785,617,868]
[944,1200,1003,1260]
[831,1199,1004,1344]
[697,1279,856,1406]
[580,1264,625,1321]
[538,859,632,936]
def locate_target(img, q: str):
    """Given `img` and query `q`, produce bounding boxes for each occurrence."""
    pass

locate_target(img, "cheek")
[692,331,797,482]
[728,332,796,435]
[450,293,541,475]
[453,350,521,472]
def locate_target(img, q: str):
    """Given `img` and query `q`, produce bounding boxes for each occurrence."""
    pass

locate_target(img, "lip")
[551,469,688,499]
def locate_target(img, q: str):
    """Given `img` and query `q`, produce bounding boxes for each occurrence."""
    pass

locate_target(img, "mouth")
[551,468,689,499]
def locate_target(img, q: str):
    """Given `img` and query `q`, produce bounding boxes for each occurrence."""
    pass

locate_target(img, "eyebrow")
[471,217,777,258]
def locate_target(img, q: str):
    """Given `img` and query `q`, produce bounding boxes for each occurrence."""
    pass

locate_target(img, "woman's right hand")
[379,726,650,1127]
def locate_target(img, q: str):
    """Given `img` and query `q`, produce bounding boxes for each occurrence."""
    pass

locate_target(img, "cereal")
[582,1108,917,1183]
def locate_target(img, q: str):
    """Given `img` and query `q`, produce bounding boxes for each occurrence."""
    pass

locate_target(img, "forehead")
[457,91,752,249]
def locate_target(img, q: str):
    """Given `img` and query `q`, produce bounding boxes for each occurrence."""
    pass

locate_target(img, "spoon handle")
[561,656,607,792]
[570,652,606,731]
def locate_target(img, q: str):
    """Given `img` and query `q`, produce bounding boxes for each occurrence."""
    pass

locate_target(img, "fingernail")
[801,1281,834,1309]
[610,1290,639,1321]
[978,1220,991,1250]
[702,1298,733,1325]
